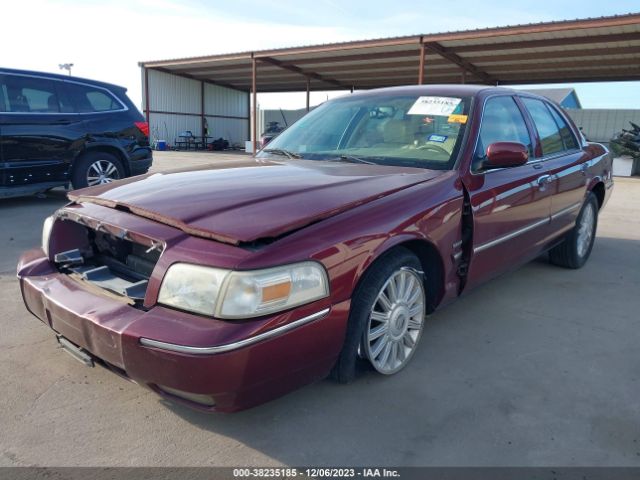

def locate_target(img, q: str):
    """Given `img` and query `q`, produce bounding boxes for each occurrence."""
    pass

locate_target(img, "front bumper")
[18,249,348,412]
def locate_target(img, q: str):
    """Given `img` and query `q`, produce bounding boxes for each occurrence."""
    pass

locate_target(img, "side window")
[63,83,122,113]
[2,75,61,113]
[521,98,564,156]
[0,78,8,112]
[474,96,532,171]
[547,105,578,150]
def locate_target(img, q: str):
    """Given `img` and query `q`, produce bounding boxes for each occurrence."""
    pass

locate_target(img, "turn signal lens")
[218,262,328,319]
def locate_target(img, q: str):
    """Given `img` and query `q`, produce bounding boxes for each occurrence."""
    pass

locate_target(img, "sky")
[2,0,639,111]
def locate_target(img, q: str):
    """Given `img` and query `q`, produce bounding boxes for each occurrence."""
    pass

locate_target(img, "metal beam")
[452,31,640,54]
[424,41,495,84]
[497,67,640,83]
[463,45,640,66]
[191,60,459,82]
[143,67,150,125]
[272,49,437,67]
[488,57,640,73]
[252,57,257,155]
[232,65,464,85]
[418,42,426,85]
[258,57,349,89]
[200,81,205,137]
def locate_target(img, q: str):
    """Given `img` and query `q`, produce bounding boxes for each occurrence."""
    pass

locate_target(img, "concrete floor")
[1,151,639,466]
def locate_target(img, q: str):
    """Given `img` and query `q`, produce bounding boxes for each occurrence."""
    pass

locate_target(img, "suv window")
[521,97,565,156]
[547,105,578,150]
[1,75,61,113]
[474,96,532,171]
[63,83,122,113]
[0,82,8,112]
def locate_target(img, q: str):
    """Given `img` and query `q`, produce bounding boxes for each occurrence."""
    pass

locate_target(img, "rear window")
[63,82,123,113]
[547,105,578,150]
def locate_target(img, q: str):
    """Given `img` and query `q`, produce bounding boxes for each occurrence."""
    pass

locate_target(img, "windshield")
[258,93,472,170]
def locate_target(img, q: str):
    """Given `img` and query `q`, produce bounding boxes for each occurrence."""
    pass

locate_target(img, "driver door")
[464,95,553,291]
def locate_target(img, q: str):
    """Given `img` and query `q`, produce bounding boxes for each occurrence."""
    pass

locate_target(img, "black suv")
[0,68,152,198]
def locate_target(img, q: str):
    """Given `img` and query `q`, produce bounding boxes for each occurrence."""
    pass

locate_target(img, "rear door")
[0,73,82,187]
[464,95,554,290]
[519,96,587,239]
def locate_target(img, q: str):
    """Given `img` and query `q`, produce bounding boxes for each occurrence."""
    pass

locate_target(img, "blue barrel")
[157,140,167,151]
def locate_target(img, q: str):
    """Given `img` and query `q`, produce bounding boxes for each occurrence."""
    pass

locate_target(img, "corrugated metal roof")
[139,13,640,93]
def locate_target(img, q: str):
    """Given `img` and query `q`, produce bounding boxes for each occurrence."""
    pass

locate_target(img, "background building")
[142,69,249,149]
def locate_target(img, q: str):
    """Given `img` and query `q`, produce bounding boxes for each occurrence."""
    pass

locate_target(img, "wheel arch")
[354,235,445,314]
[589,180,605,209]
[74,144,130,176]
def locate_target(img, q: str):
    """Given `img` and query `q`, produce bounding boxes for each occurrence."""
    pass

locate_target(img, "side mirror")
[484,142,529,169]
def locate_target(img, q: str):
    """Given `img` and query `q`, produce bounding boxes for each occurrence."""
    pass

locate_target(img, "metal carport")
[139,13,640,152]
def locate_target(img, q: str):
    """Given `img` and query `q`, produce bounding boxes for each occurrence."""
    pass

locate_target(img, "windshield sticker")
[428,134,448,143]
[408,96,462,116]
[448,114,468,124]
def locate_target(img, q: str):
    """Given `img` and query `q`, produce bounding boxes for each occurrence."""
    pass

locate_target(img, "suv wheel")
[72,151,125,189]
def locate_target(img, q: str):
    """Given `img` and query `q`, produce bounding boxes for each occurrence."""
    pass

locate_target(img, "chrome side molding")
[474,218,550,253]
[139,308,331,355]
[550,202,581,221]
[473,201,583,254]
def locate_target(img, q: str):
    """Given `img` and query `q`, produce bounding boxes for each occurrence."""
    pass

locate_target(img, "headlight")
[42,216,55,258]
[157,264,227,316]
[158,261,329,319]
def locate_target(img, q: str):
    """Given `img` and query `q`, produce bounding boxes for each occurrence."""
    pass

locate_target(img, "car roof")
[347,84,521,99]
[0,67,127,92]
[337,84,561,109]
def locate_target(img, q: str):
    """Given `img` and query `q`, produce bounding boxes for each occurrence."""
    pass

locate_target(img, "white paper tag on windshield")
[408,96,462,116]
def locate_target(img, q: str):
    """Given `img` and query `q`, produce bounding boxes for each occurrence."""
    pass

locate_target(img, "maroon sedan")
[18,85,613,412]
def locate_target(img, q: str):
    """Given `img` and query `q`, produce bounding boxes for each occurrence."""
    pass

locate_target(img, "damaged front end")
[46,208,164,306]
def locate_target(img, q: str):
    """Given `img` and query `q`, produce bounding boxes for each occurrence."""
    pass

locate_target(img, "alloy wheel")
[87,160,120,186]
[576,202,595,258]
[364,267,425,374]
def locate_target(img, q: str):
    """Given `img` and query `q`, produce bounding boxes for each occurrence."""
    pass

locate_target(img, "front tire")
[72,151,125,189]
[331,248,426,382]
[549,192,598,269]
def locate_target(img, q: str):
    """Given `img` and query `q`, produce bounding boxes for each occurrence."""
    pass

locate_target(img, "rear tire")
[72,151,125,189]
[331,247,426,383]
[549,192,598,269]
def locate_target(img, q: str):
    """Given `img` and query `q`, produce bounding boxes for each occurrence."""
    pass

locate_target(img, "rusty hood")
[68,158,444,245]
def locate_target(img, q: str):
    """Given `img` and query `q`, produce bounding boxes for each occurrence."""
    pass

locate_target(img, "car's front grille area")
[53,218,162,307]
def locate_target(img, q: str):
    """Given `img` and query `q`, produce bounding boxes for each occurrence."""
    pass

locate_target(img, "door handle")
[537,175,556,187]
[537,175,550,187]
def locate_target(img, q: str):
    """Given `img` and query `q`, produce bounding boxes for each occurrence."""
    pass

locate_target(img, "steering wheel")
[417,144,450,156]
